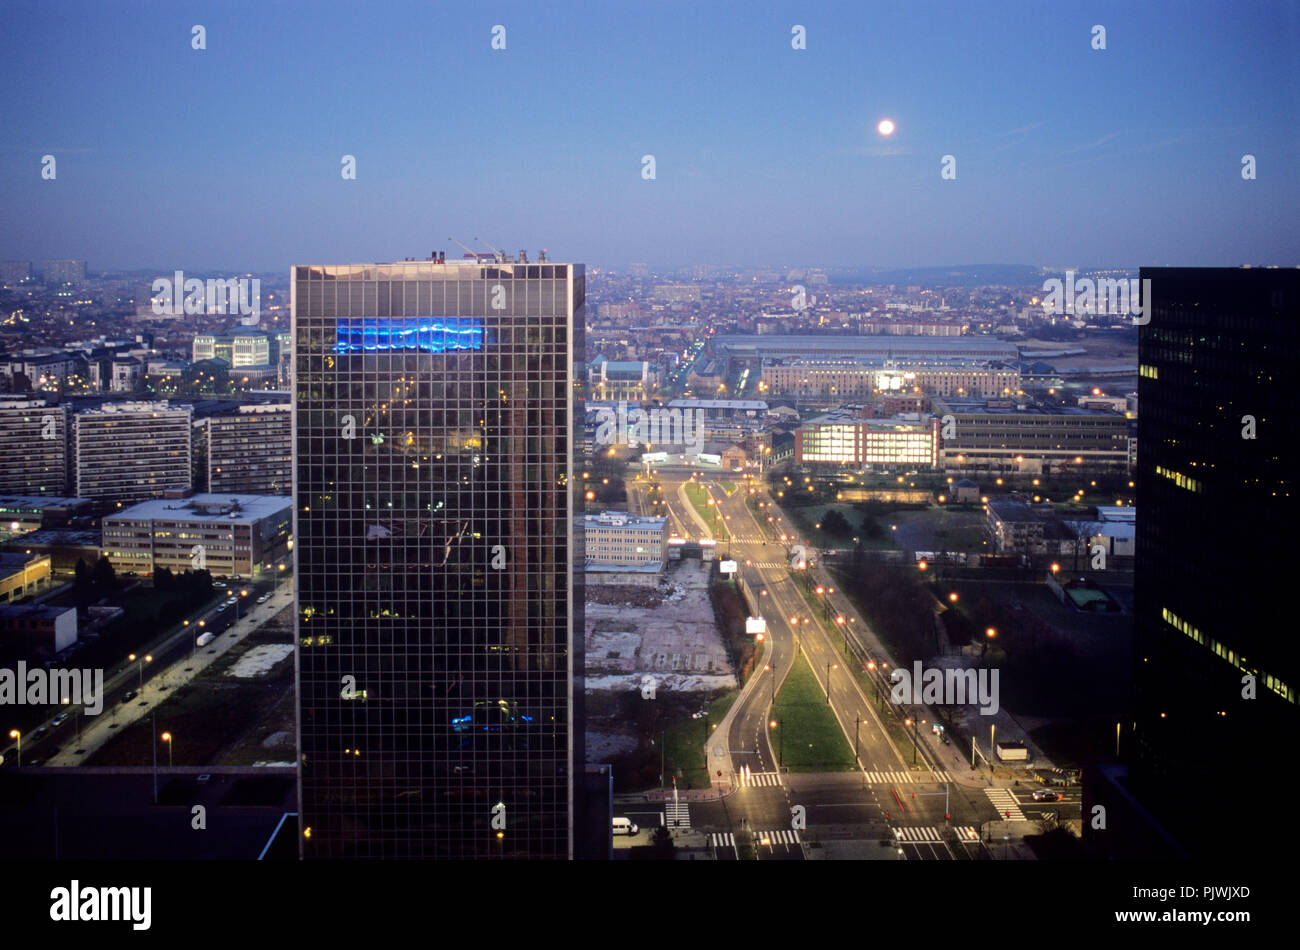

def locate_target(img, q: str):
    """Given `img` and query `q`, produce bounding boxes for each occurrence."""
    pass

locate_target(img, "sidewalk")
[45,587,294,766]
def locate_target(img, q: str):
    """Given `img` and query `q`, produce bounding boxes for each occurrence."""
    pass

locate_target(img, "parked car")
[33,727,47,739]
[122,690,137,702]
[612,817,639,836]
[256,595,269,604]
[51,712,69,727]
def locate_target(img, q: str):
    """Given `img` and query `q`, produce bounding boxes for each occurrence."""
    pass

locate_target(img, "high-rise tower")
[1131,267,1298,856]
[292,254,584,858]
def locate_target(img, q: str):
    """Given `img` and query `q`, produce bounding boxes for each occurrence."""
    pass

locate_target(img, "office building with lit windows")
[795,410,938,469]
[761,358,1019,401]
[101,493,290,577]
[292,253,585,859]
[1126,267,1300,859]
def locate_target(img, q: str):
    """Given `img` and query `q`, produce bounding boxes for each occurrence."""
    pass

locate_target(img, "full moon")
[877,118,896,136]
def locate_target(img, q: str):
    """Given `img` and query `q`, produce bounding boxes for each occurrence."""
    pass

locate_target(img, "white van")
[612,817,639,836]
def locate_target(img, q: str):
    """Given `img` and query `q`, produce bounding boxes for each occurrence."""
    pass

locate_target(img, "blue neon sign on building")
[333,317,485,354]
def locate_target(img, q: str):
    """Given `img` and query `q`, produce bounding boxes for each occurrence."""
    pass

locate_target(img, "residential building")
[0,261,32,285]
[73,400,193,502]
[0,398,69,495]
[205,404,292,494]
[43,259,86,287]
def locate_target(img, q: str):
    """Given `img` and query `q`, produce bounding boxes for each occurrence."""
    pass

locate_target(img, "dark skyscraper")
[292,255,584,858]
[1132,267,1298,855]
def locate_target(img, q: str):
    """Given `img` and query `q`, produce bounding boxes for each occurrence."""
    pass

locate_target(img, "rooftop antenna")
[474,236,506,263]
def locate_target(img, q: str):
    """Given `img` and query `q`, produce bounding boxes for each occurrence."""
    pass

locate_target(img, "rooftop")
[0,496,91,510]
[0,603,73,621]
[585,511,667,530]
[932,397,1126,418]
[106,493,291,524]
[0,528,102,546]
[666,399,768,411]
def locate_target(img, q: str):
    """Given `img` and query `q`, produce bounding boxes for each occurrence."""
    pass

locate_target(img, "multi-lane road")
[625,462,1077,859]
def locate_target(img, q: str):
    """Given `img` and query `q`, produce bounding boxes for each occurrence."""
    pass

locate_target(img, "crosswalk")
[891,825,979,844]
[893,826,943,843]
[664,801,691,828]
[862,768,954,785]
[748,561,788,569]
[708,830,801,848]
[984,787,1027,821]
[753,829,801,845]
[736,766,782,788]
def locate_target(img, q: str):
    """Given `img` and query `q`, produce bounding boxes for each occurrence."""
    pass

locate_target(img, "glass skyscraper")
[292,255,584,858]
[1131,267,1298,857]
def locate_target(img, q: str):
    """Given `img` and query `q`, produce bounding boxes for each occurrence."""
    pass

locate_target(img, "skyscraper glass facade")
[292,258,584,858]
[1132,267,1299,856]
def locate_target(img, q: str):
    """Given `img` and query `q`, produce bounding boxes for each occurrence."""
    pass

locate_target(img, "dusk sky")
[2,0,1296,273]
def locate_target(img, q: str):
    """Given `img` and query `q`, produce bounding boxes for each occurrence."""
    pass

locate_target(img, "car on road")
[51,713,69,727]
[122,690,136,701]
[213,581,228,589]
[1032,789,1064,802]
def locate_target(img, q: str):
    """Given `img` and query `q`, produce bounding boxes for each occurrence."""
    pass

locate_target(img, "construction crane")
[448,237,480,259]
[474,236,505,262]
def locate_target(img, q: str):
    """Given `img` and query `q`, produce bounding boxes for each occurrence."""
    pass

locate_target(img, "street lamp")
[7,729,19,767]
[770,720,782,768]
[127,653,152,689]
[161,731,173,768]
[905,716,918,765]
[825,663,838,703]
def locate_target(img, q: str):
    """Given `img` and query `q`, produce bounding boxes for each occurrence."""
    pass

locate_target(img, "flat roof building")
[933,397,1131,474]
[762,358,1019,401]
[0,398,69,496]
[583,511,668,570]
[73,400,193,502]
[0,603,77,662]
[796,409,939,469]
[0,551,53,603]
[203,404,292,494]
[0,495,92,540]
[101,493,290,578]
[715,334,1018,363]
